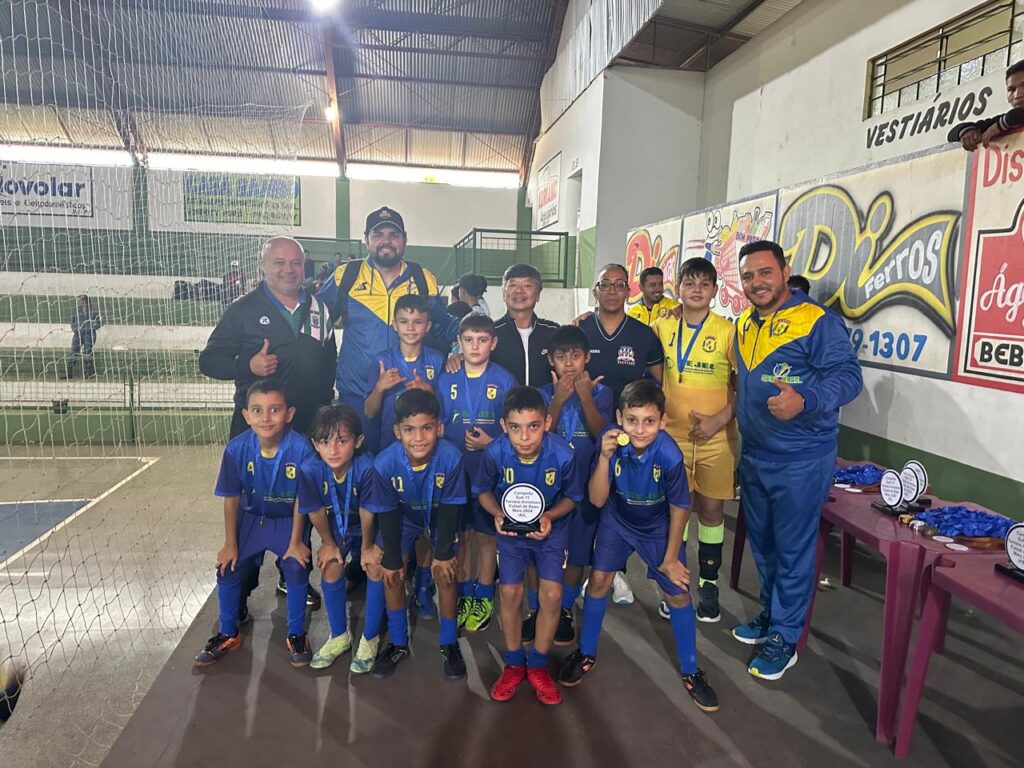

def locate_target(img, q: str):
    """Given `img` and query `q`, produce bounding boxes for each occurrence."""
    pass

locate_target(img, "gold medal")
[616,433,630,447]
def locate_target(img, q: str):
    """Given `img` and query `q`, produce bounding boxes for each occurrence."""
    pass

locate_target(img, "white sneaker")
[612,572,634,605]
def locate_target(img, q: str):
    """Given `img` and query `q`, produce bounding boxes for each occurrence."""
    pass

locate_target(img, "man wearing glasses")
[580,264,665,409]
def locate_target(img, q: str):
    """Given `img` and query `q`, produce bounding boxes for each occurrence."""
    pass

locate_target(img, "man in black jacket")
[200,236,336,438]
[948,59,1024,151]
[490,264,560,386]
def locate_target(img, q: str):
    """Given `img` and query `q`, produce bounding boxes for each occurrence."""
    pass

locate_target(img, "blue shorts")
[222,513,309,587]
[566,500,600,567]
[591,516,687,597]
[469,499,497,535]
[496,522,569,585]
[322,512,361,554]
[375,523,460,561]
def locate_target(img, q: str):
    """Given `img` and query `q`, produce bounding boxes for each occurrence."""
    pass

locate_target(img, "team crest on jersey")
[311,313,320,329]
[285,464,296,480]
[773,362,792,379]
[435,473,445,489]
[544,469,556,486]
[653,465,661,483]
[771,318,790,336]
[425,366,435,380]
[617,346,635,366]
[702,337,717,353]
[486,384,498,400]
[259,316,270,325]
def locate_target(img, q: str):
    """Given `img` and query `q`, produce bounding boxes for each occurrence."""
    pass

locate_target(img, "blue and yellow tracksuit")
[316,258,458,451]
[735,289,862,642]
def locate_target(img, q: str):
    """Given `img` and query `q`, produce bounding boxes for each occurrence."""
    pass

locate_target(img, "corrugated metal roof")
[731,0,803,37]
[656,0,751,29]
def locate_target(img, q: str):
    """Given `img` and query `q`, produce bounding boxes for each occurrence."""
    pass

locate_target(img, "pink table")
[894,553,1024,758]
[729,467,1001,744]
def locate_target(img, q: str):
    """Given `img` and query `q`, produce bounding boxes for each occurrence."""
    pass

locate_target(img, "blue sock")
[439,617,458,646]
[387,607,409,647]
[562,583,582,611]
[322,578,347,637]
[669,603,698,675]
[504,646,527,667]
[579,594,609,657]
[415,566,432,591]
[527,647,549,669]
[459,580,475,598]
[217,575,242,637]
[476,582,495,601]
[362,578,385,640]
[527,589,539,611]
[285,577,308,635]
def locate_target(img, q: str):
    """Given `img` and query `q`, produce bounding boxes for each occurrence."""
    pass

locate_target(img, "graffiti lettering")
[625,229,678,303]
[982,144,1024,188]
[979,262,1024,328]
[778,185,958,333]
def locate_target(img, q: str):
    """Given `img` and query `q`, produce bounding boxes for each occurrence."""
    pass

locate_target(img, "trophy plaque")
[501,483,545,535]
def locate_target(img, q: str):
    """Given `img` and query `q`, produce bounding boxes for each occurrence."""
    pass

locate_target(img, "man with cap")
[317,206,458,452]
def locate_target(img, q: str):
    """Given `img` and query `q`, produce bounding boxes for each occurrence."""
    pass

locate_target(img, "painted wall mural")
[624,216,681,304]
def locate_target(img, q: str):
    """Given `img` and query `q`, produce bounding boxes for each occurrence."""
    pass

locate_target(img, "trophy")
[995,523,1024,583]
[501,482,545,535]
[872,460,931,516]
[872,469,906,515]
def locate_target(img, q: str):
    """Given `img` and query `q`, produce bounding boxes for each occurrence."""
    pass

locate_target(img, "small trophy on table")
[995,523,1024,583]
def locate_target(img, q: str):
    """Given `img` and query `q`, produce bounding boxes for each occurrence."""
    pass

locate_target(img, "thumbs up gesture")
[404,368,433,392]
[249,338,279,376]
[767,378,805,421]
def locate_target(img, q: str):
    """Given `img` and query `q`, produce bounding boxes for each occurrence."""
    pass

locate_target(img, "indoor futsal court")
[2,1,1024,767]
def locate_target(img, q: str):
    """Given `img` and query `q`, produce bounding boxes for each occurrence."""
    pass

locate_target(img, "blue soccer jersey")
[438,361,517,476]
[472,432,583,528]
[297,452,389,536]
[364,347,445,450]
[372,439,468,531]
[538,381,613,492]
[215,428,314,518]
[598,428,691,537]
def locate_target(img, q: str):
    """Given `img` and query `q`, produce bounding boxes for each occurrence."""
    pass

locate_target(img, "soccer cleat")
[682,669,720,712]
[307,585,322,611]
[521,610,538,643]
[440,642,467,680]
[457,596,473,629]
[554,608,575,646]
[748,633,798,680]
[416,586,438,620]
[370,643,411,679]
[611,572,634,605]
[657,600,670,621]
[731,609,772,645]
[696,582,721,623]
[527,667,563,705]
[465,597,494,632]
[310,631,352,669]
[490,665,527,702]
[193,633,242,667]
[557,650,596,687]
[286,633,313,668]
[349,635,380,674]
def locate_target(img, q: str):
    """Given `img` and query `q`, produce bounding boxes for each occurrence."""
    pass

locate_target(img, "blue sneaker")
[415,586,438,620]
[731,609,771,645]
[748,633,798,680]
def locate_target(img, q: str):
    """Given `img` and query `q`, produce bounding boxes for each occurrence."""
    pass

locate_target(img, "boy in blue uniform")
[475,387,581,706]
[296,405,389,669]
[437,314,517,633]
[367,389,469,680]
[537,325,612,645]
[557,380,719,712]
[195,379,316,668]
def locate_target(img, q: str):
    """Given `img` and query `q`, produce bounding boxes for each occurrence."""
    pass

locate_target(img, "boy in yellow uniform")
[651,257,737,622]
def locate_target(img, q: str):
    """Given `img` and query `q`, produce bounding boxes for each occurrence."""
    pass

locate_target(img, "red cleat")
[527,666,563,705]
[490,664,527,702]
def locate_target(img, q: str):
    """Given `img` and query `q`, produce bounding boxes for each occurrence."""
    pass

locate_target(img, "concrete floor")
[1,447,1022,767]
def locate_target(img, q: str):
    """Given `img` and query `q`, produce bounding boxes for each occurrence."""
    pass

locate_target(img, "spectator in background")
[627,266,679,326]
[62,294,101,379]
[949,59,1024,151]
[788,275,811,295]
[446,300,473,320]
[457,273,491,317]
[222,259,245,304]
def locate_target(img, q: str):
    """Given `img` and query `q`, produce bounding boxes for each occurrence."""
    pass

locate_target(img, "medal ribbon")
[675,315,707,383]
[329,468,354,541]
[247,432,285,511]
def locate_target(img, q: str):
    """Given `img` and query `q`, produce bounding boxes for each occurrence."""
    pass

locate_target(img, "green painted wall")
[577,226,596,288]
[838,425,1023,520]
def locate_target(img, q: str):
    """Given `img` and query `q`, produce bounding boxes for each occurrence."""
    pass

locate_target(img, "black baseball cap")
[364,206,406,235]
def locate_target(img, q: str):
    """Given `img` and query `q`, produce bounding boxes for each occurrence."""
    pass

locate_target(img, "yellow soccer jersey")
[627,296,680,327]
[652,311,737,443]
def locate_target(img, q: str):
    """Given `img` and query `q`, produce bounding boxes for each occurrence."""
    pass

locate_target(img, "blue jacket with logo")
[734,290,862,460]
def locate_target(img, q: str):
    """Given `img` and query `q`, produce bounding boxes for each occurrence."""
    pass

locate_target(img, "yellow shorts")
[677,432,738,501]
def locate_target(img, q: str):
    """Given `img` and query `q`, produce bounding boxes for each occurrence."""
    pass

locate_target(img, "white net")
[0,1,333,763]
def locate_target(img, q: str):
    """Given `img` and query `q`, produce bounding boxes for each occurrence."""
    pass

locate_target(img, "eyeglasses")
[595,280,629,292]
